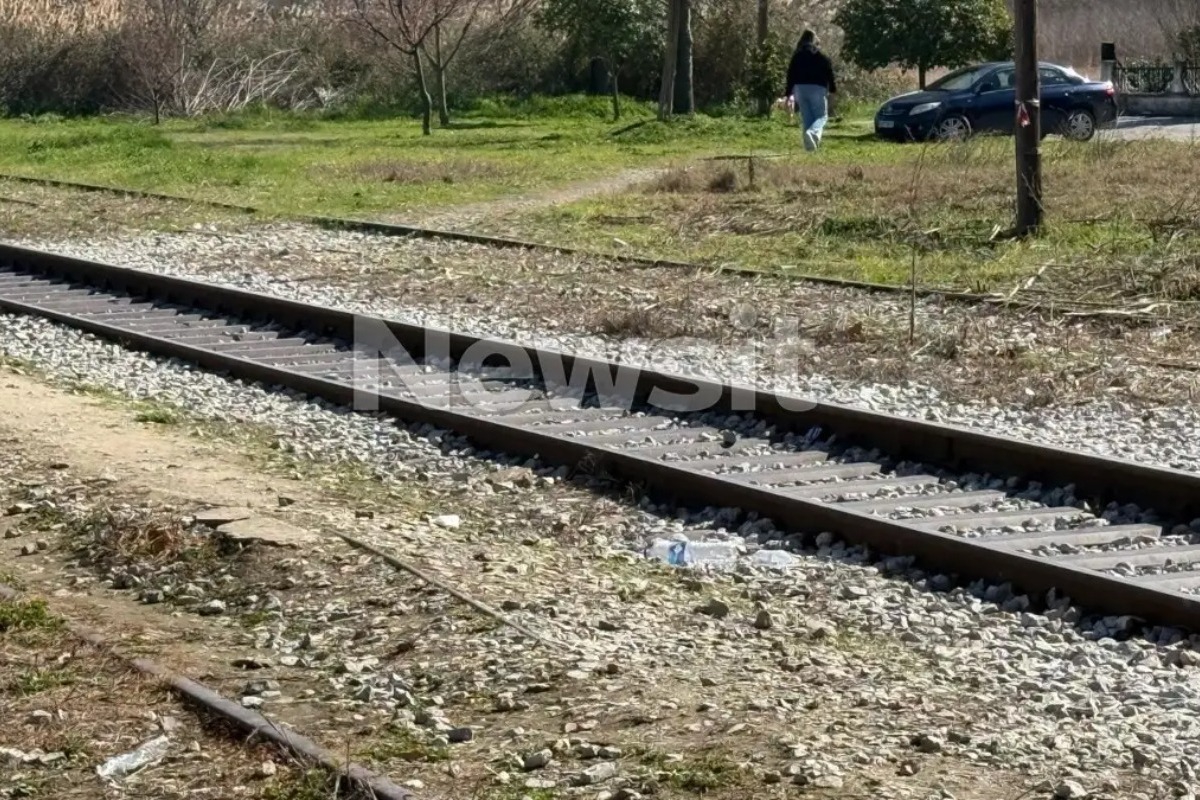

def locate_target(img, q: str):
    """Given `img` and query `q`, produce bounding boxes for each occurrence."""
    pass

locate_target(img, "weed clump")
[0,599,63,633]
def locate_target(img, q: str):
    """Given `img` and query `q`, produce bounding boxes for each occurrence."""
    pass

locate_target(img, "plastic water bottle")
[751,549,799,570]
[645,538,740,569]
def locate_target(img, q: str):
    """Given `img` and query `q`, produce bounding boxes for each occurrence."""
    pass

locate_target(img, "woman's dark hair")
[799,30,816,46]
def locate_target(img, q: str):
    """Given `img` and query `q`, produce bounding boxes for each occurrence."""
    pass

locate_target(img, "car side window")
[980,69,1015,92]
[1039,67,1068,86]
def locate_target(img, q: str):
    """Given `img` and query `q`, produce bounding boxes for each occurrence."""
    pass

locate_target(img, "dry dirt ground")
[0,366,1158,800]
[0,602,354,800]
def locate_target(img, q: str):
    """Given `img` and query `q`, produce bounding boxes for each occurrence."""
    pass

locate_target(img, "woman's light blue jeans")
[792,84,829,151]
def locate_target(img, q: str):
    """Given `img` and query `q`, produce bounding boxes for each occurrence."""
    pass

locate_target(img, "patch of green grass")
[0,354,34,371]
[663,752,739,793]
[8,666,76,695]
[15,501,69,532]
[0,570,25,591]
[71,385,185,427]
[262,769,340,800]
[475,787,559,800]
[133,405,181,425]
[633,746,740,793]
[67,381,126,402]
[0,99,873,220]
[55,731,94,760]
[240,609,275,628]
[0,599,64,633]
[359,726,450,764]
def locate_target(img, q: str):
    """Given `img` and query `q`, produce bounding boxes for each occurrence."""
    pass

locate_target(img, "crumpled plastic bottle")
[96,735,171,781]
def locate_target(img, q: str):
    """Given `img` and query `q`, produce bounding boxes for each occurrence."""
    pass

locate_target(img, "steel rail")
[0,583,415,800]
[3,242,1200,630]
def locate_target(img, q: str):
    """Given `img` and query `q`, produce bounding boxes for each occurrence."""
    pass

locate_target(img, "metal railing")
[1114,64,1176,94]
[1184,64,1200,94]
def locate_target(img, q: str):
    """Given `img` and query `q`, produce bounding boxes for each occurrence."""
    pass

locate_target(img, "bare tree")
[118,0,316,121]
[120,0,238,122]
[350,0,476,134]
[421,0,536,126]
[120,0,187,123]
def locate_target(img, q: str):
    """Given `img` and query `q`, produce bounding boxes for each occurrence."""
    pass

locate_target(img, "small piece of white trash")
[2,747,65,765]
[1,746,32,763]
[96,735,171,781]
[433,514,461,530]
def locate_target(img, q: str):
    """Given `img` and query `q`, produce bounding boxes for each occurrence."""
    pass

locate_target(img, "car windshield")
[927,66,993,92]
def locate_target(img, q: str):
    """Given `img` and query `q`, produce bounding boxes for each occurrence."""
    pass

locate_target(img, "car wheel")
[1062,109,1096,142]
[933,116,972,142]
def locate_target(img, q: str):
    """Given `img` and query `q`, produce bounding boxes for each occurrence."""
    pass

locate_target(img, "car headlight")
[880,105,893,115]
[909,102,941,116]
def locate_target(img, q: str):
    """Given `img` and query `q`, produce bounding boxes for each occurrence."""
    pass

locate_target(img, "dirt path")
[402,166,665,230]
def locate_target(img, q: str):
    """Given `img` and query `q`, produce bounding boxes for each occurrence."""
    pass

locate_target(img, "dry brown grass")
[0,0,316,34]
[0,0,124,33]
[595,307,691,339]
[641,137,1200,244]
[349,158,519,186]
[513,133,1200,315]
[56,506,203,567]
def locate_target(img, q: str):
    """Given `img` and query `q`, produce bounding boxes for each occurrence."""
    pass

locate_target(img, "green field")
[0,97,876,218]
[2,97,1199,301]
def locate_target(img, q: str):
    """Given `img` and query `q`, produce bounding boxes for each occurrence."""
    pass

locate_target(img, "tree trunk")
[673,0,694,114]
[414,51,433,136]
[918,63,927,89]
[658,0,681,120]
[611,65,621,121]
[433,24,450,127]
[755,0,770,116]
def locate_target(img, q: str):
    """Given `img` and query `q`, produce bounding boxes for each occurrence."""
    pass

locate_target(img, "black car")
[874,61,1118,142]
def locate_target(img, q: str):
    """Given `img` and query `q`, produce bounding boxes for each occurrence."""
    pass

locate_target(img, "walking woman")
[785,30,837,151]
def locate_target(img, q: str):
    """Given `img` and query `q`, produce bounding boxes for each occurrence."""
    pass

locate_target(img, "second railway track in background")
[3,242,1200,632]
[0,172,1000,302]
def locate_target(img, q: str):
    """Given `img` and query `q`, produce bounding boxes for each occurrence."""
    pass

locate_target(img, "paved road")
[1105,116,1200,141]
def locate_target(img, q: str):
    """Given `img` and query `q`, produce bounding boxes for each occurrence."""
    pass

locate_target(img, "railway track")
[3,242,1200,631]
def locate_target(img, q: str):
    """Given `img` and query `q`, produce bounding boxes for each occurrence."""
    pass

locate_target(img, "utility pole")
[658,0,681,120]
[1013,0,1043,235]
